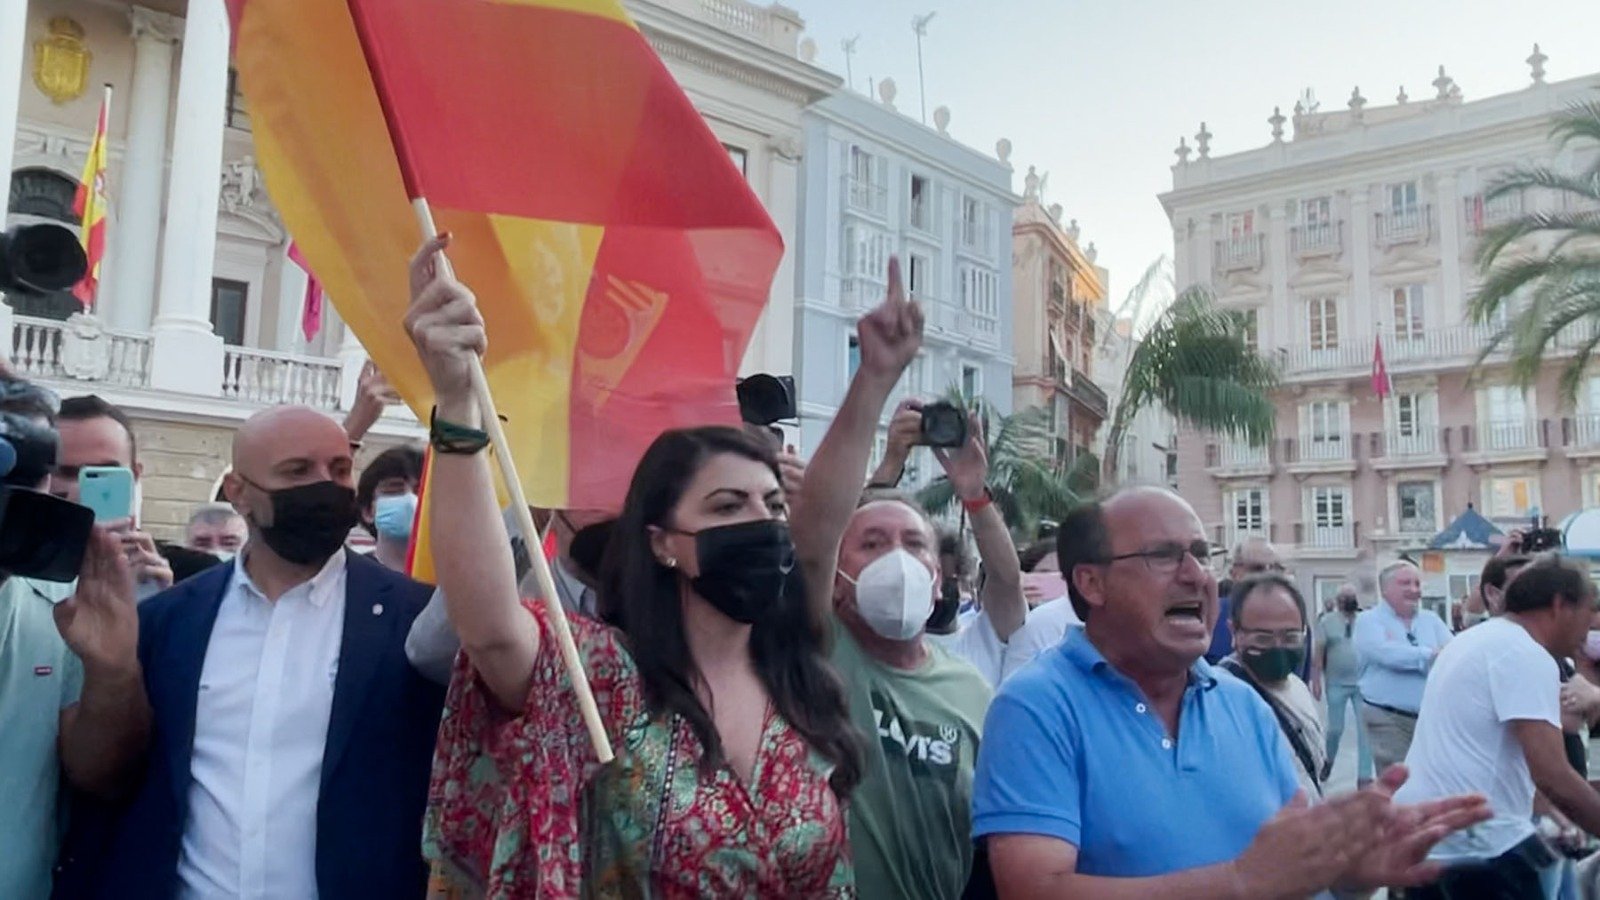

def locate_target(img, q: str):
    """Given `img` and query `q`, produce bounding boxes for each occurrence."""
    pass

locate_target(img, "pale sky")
[789,0,1600,309]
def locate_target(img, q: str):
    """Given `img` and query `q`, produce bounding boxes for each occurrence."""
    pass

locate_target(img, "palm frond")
[1468,96,1600,407]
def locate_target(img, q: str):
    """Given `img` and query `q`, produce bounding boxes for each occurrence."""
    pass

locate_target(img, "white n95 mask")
[843,548,936,641]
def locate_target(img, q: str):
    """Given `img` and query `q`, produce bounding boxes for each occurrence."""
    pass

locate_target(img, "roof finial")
[1195,122,1212,160]
[1174,136,1191,164]
[1268,106,1286,143]
[1397,85,1408,105]
[1348,87,1367,121]
[1527,43,1548,85]
[1432,65,1454,100]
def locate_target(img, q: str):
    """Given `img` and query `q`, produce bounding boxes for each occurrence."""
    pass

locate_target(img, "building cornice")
[807,96,1013,195]
[629,2,839,108]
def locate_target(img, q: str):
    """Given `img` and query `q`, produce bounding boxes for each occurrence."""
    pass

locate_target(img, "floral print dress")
[423,602,852,899]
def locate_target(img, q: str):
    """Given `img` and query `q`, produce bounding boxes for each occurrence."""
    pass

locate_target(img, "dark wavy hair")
[598,425,863,796]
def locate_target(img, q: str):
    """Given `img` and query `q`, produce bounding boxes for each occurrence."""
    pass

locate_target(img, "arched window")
[7,167,85,321]
[8,168,77,223]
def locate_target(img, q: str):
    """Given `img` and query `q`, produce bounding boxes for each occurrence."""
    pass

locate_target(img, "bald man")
[75,406,446,900]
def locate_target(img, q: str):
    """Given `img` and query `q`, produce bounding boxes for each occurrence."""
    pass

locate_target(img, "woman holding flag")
[408,233,896,897]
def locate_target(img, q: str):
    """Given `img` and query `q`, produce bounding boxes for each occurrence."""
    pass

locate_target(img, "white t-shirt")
[927,607,1007,686]
[1393,616,1561,860]
[1000,596,1081,682]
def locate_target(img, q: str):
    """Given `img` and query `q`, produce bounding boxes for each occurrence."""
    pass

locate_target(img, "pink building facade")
[1162,58,1600,611]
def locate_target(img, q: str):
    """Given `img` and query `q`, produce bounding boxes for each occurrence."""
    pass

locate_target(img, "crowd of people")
[16,236,1600,897]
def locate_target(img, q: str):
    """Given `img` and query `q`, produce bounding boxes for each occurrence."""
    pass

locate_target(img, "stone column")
[1348,189,1373,340]
[337,317,366,411]
[1193,216,1215,289]
[149,0,228,395]
[1435,171,1464,323]
[0,0,30,349]
[107,6,180,333]
[1268,203,1291,348]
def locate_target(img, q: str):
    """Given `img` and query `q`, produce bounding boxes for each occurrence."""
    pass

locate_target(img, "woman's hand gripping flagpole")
[408,197,614,764]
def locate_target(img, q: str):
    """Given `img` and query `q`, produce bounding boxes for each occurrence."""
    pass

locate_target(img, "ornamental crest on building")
[33,17,92,105]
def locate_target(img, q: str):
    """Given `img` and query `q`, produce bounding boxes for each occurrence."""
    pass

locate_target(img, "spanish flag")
[72,86,110,308]
[227,0,782,517]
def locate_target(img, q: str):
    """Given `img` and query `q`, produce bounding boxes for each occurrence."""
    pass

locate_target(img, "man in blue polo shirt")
[971,487,1489,897]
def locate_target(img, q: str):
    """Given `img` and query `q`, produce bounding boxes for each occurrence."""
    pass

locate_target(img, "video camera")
[736,374,795,427]
[0,382,94,583]
[1523,514,1564,554]
[0,223,89,297]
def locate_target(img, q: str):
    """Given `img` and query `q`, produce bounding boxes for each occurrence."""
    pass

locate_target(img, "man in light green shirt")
[0,575,81,899]
[831,614,991,898]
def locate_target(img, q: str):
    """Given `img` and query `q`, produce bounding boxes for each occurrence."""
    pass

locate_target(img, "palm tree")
[915,392,1097,541]
[1468,97,1600,404]
[1101,275,1279,481]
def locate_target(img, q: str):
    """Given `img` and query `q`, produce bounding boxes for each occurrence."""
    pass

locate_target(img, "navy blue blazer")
[82,552,444,899]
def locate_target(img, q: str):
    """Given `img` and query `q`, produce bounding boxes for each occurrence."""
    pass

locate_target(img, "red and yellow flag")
[72,87,111,308]
[227,1,782,526]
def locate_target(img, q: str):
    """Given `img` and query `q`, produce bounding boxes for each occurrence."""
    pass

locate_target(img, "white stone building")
[1,0,834,538]
[792,84,1017,488]
[1161,52,1600,610]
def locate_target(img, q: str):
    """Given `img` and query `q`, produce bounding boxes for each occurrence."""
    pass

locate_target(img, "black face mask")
[247,479,358,566]
[682,520,795,625]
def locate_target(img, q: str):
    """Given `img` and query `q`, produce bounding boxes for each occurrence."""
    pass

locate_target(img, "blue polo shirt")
[972,627,1299,877]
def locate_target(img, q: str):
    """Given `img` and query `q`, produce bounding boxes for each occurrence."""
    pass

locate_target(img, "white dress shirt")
[178,550,348,900]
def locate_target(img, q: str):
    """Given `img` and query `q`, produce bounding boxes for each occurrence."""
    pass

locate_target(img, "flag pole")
[412,198,613,765]
[342,0,611,763]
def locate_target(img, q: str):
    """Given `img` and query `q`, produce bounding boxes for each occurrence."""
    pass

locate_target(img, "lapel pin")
[372,603,384,616]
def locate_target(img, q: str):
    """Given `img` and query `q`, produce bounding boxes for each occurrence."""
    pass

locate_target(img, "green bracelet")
[429,407,490,455]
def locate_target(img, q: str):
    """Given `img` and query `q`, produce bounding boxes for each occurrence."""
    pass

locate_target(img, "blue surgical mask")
[374,493,418,541]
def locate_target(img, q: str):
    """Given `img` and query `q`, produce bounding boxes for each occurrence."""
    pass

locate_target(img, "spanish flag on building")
[226,0,783,520]
[72,86,110,308]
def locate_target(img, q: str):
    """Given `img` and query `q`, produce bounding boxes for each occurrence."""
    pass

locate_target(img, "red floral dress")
[423,602,852,899]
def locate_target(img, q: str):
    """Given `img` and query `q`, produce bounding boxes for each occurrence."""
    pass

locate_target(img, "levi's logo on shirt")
[870,689,963,776]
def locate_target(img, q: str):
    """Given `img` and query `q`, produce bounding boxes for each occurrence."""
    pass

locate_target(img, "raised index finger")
[884,255,905,308]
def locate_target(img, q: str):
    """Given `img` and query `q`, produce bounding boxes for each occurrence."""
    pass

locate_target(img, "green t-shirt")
[0,576,82,900]
[831,617,993,900]
[1317,610,1361,687]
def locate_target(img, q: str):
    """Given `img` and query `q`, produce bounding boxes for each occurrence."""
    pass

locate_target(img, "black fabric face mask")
[683,519,794,625]
[249,479,358,566]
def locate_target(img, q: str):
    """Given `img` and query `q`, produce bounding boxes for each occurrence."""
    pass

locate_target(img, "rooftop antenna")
[911,12,937,124]
[842,35,860,92]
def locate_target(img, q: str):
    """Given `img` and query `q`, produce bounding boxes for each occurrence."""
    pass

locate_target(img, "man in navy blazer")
[76,407,444,899]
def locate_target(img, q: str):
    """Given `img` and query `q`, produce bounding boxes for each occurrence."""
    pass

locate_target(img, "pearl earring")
[664,557,677,569]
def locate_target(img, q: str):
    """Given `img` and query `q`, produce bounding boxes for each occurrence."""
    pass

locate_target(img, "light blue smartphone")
[79,465,136,523]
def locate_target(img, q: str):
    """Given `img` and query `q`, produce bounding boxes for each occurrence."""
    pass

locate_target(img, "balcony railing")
[1296,435,1351,462]
[1464,192,1524,234]
[1479,418,1539,452]
[1213,234,1264,272]
[11,314,153,388]
[1274,322,1600,378]
[1385,429,1439,458]
[1571,414,1600,449]
[1063,367,1108,420]
[1207,442,1269,470]
[845,176,888,218]
[1304,523,1354,549]
[960,309,999,343]
[1375,205,1433,245]
[1290,222,1343,258]
[221,346,343,408]
[840,277,884,312]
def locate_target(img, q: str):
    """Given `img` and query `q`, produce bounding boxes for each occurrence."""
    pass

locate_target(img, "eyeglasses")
[1102,540,1221,575]
[1238,628,1307,648]
[1405,632,1418,646]
[1239,561,1287,574]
